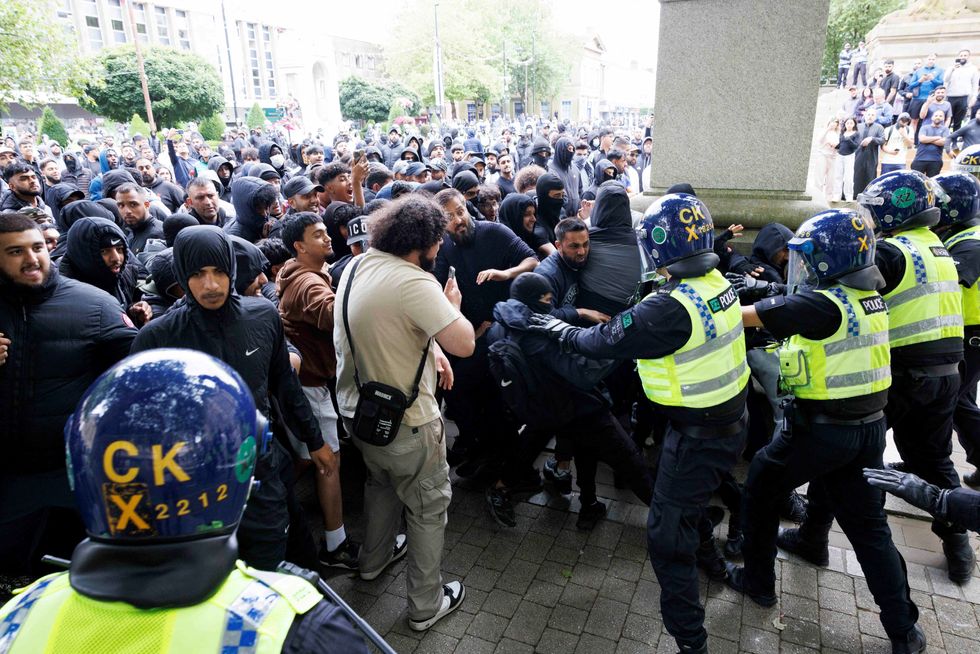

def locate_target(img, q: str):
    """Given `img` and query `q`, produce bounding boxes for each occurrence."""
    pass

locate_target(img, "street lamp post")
[220,0,240,125]
[433,2,445,119]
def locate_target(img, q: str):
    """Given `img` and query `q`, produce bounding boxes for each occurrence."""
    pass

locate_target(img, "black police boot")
[696,536,728,581]
[724,519,744,558]
[890,624,926,654]
[942,532,976,584]
[676,641,707,654]
[779,490,808,523]
[724,562,777,607]
[777,527,829,567]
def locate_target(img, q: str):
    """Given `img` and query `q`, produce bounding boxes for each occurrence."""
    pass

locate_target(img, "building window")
[56,0,75,37]
[155,6,171,46]
[247,23,261,98]
[133,3,148,42]
[262,26,276,98]
[561,100,572,121]
[175,10,191,50]
[81,0,103,50]
[107,0,126,43]
[540,100,550,117]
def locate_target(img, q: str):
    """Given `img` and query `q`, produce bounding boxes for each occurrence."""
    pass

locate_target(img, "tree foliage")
[78,47,223,127]
[38,107,68,147]
[246,103,266,130]
[823,0,908,80]
[385,0,573,112]
[339,76,421,123]
[0,0,91,111]
[128,113,150,139]
[199,113,226,141]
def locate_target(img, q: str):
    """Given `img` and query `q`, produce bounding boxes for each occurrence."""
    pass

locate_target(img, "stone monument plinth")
[632,0,831,235]
[866,1,980,77]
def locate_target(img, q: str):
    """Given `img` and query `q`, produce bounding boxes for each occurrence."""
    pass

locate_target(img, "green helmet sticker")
[891,187,917,209]
[651,226,667,244]
[234,436,257,483]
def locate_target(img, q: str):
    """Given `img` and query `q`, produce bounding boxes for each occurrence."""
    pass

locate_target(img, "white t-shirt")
[334,250,460,426]
[880,125,911,165]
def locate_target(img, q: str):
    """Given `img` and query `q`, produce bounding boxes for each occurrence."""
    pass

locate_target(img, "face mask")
[573,154,585,164]
[270,154,285,168]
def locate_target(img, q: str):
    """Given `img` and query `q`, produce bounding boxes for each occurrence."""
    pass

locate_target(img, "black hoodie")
[52,199,117,260]
[578,181,643,316]
[225,176,271,243]
[131,225,324,451]
[59,217,141,308]
[534,173,567,243]
[583,160,618,201]
[548,137,581,217]
[530,137,551,169]
[258,141,288,180]
[142,247,180,318]
[498,193,550,256]
[750,223,794,283]
[229,234,272,300]
[43,183,84,229]
[102,169,140,200]
[207,155,234,202]
[126,209,165,255]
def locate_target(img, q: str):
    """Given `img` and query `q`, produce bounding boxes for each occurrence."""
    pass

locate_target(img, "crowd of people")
[820,46,980,202]
[3,103,980,654]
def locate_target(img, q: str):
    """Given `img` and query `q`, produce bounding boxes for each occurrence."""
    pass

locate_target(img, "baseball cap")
[282,176,322,199]
[427,158,448,173]
[404,161,427,177]
[0,146,14,156]
[346,216,369,245]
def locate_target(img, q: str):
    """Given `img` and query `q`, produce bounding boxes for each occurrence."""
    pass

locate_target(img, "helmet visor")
[636,228,662,283]
[786,249,818,294]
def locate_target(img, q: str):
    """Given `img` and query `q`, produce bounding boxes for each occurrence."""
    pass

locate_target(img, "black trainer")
[777,527,829,567]
[942,532,976,584]
[724,529,744,559]
[319,538,360,570]
[890,624,926,654]
[486,486,516,527]
[780,490,808,523]
[576,500,607,531]
[724,562,777,607]
[696,537,728,581]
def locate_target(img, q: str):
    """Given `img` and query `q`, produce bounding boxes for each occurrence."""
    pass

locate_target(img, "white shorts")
[286,385,340,457]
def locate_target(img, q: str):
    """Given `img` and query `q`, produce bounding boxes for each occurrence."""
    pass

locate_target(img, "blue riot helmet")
[933,171,980,230]
[637,193,719,278]
[952,143,980,181]
[856,169,943,234]
[65,349,268,542]
[786,209,883,292]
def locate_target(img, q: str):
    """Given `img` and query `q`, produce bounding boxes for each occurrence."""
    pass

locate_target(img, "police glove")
[863,468,949,520]
[724,273,784,300]
[527,313,583,347]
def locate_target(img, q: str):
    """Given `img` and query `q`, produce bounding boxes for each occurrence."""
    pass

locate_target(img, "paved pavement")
[320,422,980,653]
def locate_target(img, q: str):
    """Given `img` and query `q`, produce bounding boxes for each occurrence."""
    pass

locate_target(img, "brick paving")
[321,423,980,653]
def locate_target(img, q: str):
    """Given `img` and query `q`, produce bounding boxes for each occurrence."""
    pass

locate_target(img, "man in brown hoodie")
[278,211,407,571]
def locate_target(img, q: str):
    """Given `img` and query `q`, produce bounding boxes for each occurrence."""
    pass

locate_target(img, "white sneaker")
[408,581,466,631]
[359,534,408,581]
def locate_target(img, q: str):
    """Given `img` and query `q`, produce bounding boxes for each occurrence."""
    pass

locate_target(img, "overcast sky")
[320,0,661,69]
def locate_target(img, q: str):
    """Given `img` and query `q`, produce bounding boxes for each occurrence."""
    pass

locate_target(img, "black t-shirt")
[755,290,887,417]
[434,221,536,325]
[877,238,963,366]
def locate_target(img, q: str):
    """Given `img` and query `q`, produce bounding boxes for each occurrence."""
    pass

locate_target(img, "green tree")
[199,113,226,141]
[38,107,68,147]
[339,76,421,123]
[823,0,907,81]
[0,0,91,112]
[246,103,266,130]
[128,113,150,138]
[78,46,223,127]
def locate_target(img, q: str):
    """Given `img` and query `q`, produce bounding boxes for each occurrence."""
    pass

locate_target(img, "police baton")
[277,561,397,654]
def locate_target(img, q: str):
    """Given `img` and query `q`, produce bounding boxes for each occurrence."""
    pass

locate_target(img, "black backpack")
[487,331,570,429]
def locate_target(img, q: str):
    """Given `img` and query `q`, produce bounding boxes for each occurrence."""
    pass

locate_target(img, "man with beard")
[283,175,323,214]
[115,182,164,254]
[382,126,403,169]
[39,158,61,189]
[131,225,337,570]
[912,109,950,178]
[181,176,227,226]
[535,217,610,326]
[853,107,885,196]
[0,212,136,575]
[548,137,582,217]
[432,188,537,472]
[59,217,152,326]
[137,157,184,213]
[334,195,473,631]
[493,152,516,199]
[1,162,51,217]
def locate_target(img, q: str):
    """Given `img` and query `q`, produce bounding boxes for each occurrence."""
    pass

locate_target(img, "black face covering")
[510,272,553,313]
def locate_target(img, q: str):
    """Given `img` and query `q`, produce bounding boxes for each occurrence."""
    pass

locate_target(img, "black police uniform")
[561,283,748,652]
[737,291,919,641]
[946,230,980,473]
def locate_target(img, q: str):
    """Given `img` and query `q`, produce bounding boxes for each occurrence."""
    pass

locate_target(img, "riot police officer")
[529,193,749,654]
[781,170,973,584]
[724,209,925,654]
[0,349,368,653]
[936,163,980,487]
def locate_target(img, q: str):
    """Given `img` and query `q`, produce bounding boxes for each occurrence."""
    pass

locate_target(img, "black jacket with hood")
[59,217,141,309]
[229,234,276,305]
[258,141,289,180]
[142,247,180,318]
[126,212,165,255]
[43,183,84,229]
[51,200,116,261]
[149,175,185,214]
[749,223,794,283]
[0,262,136,473]
[577,182,643,316]
[225,176,270,243]
[207,156,234,203]
[548,137,582,217]
[131,225,324,452]
[535,173,567,243]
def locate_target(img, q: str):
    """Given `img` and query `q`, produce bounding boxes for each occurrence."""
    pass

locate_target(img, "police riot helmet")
[933,171,980,230]
[637,193,719,278]
[952,143,980,181]
[65,349,268,542]
[856,169,942,234]
[787,209,883,292]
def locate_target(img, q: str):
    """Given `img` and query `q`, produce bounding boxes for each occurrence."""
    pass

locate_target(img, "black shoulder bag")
[341,257,430,446]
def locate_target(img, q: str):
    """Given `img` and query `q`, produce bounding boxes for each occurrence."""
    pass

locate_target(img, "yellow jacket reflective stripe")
[637,269,749,409]
[944,226,980,328]
[883,227,963,347]
[0,561,319,654]
[784,285,891,400]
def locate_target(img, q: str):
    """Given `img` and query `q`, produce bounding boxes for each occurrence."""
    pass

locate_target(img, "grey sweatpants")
[346,416,451,620]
